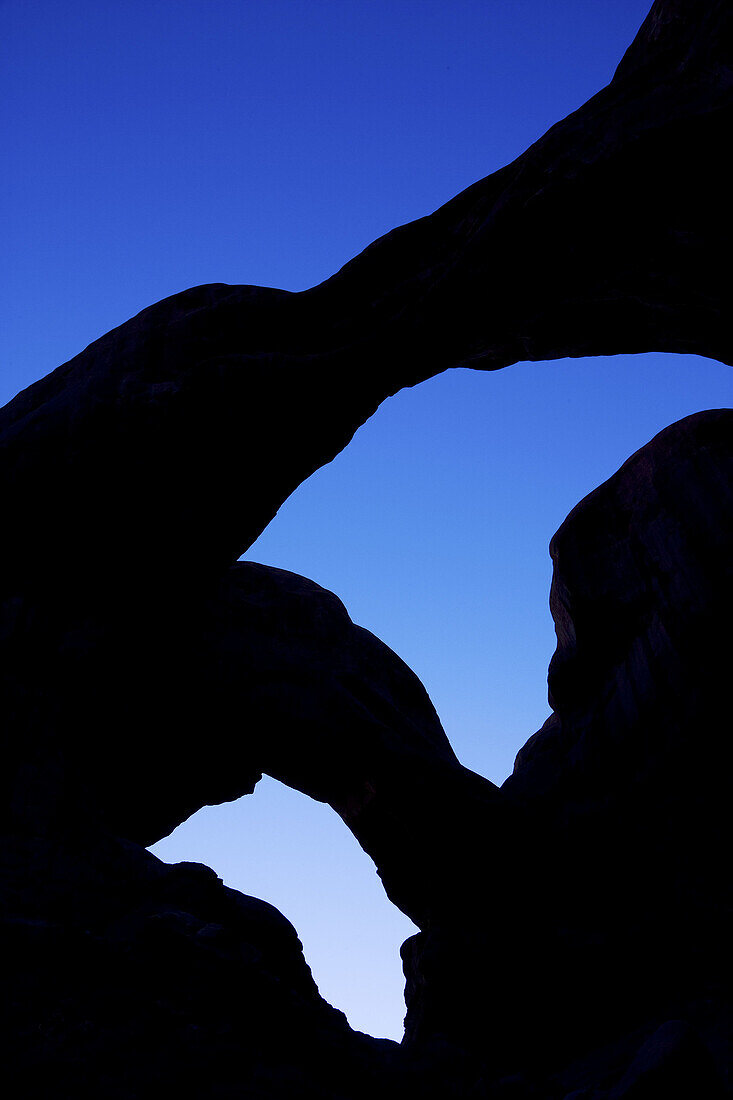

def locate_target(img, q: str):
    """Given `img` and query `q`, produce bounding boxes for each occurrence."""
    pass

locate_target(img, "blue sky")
[2,0,731,1040]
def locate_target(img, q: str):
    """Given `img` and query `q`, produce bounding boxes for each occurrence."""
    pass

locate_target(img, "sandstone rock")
[505,409,733,964]
[21,559,499,926]
[1,4,731,596]
[2,2,732,1097]
[402,411,732,1089]
[1,831,408,1099]
[608,1020,725,1098]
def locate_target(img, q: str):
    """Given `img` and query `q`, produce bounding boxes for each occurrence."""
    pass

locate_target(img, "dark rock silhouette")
[1,1,731,1096]
[1,0,731,590]
[5,556,497,925]
[2,833,405,1099]
[401,410,732,1092]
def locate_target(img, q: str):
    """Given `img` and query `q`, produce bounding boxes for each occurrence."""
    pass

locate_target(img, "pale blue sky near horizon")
[2,0,731,1040]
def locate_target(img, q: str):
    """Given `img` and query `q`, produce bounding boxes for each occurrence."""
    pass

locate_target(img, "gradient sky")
[2,0,731,1040]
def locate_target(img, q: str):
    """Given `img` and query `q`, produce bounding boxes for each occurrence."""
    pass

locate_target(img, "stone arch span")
[3,4,733,1090]
[1,0,731,930]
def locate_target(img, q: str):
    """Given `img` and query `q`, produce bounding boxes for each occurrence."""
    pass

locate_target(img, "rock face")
[4,557,497,926]
[2,2,732,1098]
[2,832,406,1100]
[1,1,732,593]
[401,411,732,1093]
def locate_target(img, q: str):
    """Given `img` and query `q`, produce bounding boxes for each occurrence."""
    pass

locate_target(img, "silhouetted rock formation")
[4,556,496,925]
[1,0,731,592]
[2,1,731,1097]
[401,410,732,1094]
[2,832,405,1099]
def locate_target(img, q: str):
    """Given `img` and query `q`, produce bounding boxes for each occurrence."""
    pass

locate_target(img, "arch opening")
[155,349,731,1041]
[151,777,416,1041]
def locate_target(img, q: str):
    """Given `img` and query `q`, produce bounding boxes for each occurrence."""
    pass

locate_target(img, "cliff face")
[401,410,732,1093]
[1,2,731,1097]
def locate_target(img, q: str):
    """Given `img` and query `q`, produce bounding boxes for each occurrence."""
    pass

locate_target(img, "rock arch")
[3,3,731,1095]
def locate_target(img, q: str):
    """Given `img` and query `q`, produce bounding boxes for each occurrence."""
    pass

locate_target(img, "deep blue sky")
[3,1,731,1039]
